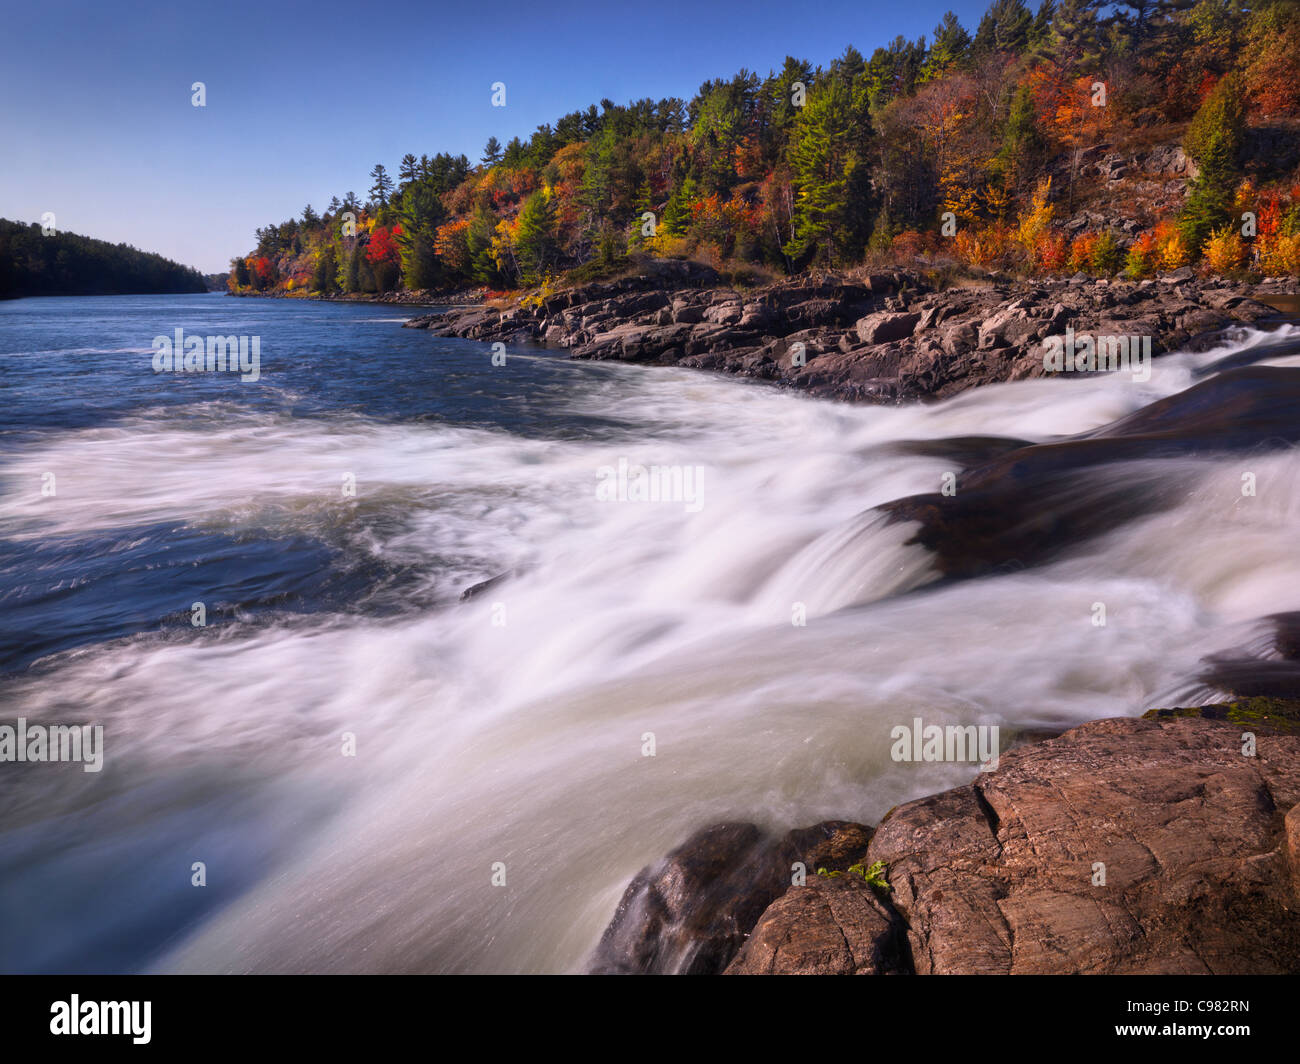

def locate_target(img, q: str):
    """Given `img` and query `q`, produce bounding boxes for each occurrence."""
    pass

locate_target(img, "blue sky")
[2,0,1002,272]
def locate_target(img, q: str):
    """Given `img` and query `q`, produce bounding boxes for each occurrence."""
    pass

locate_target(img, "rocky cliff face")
[590,712,1300,975]
[405,264,1297,403]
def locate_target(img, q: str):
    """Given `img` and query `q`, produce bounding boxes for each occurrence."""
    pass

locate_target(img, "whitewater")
[1,294,1297,973]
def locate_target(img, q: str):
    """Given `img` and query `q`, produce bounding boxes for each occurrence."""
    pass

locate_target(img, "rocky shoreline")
[590,698,1300,976]
[228,287,487,307]
[405,261,1299,403]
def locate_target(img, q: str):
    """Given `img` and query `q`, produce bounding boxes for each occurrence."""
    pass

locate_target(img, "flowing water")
[1,293,1298,973]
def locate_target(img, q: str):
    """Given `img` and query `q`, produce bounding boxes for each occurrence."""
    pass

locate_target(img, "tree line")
[0,220,207,298]
[232,0,1300,296]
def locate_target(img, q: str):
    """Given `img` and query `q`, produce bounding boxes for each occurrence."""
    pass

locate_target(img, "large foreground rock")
[594,716,1300,974]
[867,716,1300,974]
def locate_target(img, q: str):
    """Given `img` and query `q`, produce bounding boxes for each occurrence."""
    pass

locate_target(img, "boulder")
[868,716,1300,974]
[855,311,922,345]
[726,876,907,975]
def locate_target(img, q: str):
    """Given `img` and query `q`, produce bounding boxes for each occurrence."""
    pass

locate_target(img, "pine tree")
[925,12,972,79]
[466,206,500,286]
[1180,73,1245,254]
[1051,0,1103,71]
[972,0,1034,56]
[343,244,361,292]
[784,77,871,263]
[661,177,698,237]
[996,83,1047,192]
[482,136,503,167]
[368,164,394,208]
[514,190,558,283]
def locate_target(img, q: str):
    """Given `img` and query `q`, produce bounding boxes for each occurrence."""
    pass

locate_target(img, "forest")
[0,219,207,298]
[230,0,1300,298]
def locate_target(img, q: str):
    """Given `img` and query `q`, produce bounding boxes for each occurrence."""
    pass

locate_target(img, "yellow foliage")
[1233,179,1256,215]
[1203,225,1247,273]
[520,270,558,310]
[1261,231,1300,274]
[1015,177,1054,252]
[1159,229,1191,269]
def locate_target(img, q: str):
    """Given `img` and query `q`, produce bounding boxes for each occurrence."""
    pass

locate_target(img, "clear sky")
[1,0,1000,272]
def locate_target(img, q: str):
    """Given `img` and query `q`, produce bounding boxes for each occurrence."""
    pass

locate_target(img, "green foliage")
[924,12,973,79]
[815,860,892,893]
[514,191,558,284]
[997,84,1047,190]
[973,0,1034,56]
[311,243,337,294]
[784,76,872,264]
[1090,230,1125,273]
[368,163,394,208]
[1180,73,1245,254]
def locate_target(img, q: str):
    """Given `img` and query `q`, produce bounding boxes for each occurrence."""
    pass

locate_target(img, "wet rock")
[881,367,1300,579]
[588,820,872,975]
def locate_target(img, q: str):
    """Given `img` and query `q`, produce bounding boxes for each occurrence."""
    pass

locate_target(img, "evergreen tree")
[312,244,337,294]
[466,205,499,286]
[343,244,362,292]
[784,77,872,263]
[661,177,699,237]
[514,190,558,283]
[368,164,394,208]
[1180,73,1245,253]
[996,84,1047,192]
[973,0,1034,56]
[482,136,503,167]
[1051,0,1103,70]
[924,12,973,78]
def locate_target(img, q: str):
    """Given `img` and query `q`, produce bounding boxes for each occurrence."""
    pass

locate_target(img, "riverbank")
[404,262,1300,403]
[227,287,487,307]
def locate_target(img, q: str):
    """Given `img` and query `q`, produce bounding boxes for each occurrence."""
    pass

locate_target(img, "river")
[1,292,1298,972]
